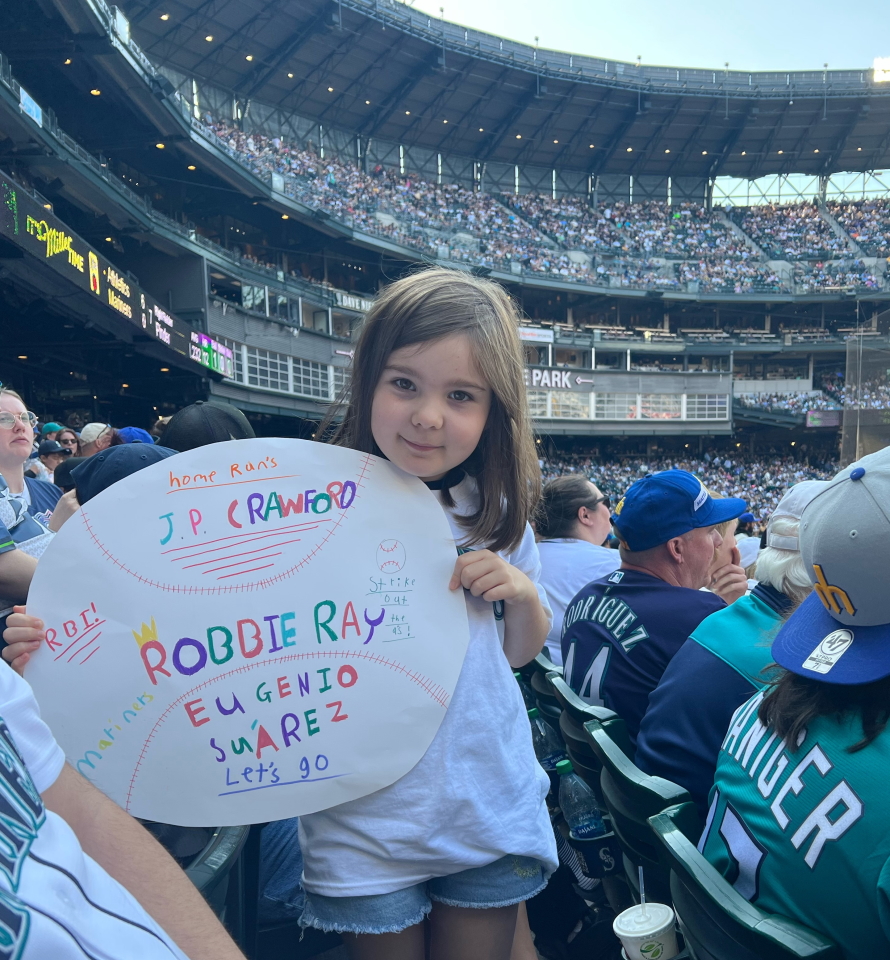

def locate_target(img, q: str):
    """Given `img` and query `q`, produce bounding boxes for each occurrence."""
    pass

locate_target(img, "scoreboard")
[0,172,233,379]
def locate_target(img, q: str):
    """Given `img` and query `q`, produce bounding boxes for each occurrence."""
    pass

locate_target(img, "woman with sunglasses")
[0,390,62,625]
[534,474,620,666]
[56,427,82,457]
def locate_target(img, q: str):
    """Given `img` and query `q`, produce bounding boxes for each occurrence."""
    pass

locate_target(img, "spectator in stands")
[0,646,247,959]
[700,450,890,958]
[118,426,156,444]
[535,475,620,666]
[56,427,81,456]
[39,422,63,443]
[38,440,72,482]
[561,470,744,743]
[160,400,255,452]
[79,422,117,457]
[0,391,61,623]
[704,499,748,604]
[636,480,825,814]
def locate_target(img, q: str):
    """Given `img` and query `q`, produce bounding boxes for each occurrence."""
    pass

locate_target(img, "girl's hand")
[3,606,44,676]
[449,550,537,605]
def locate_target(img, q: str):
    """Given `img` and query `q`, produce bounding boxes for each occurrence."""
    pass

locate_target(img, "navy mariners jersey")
[561,569,724,744]
[701,692,890,959]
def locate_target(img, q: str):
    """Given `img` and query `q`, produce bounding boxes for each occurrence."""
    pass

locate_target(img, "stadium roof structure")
[119,0,890,181]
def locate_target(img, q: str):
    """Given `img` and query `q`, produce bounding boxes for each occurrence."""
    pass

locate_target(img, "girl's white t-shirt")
[299,476,559,896]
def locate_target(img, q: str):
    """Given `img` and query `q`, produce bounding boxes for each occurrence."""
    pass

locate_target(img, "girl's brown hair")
[324,267,540,553]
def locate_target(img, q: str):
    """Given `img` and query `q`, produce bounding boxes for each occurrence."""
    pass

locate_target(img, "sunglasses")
[589,495,612,511]
[59,437,79,445]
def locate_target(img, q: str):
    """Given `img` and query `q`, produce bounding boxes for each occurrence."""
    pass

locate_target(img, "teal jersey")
[700,691,890,959]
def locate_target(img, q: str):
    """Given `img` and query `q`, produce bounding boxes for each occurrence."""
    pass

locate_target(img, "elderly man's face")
[683,524,724,589]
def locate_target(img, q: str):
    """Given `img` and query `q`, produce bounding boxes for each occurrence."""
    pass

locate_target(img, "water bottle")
[556,758,606,839]
[528,707,568,771]
[513,671,537,712]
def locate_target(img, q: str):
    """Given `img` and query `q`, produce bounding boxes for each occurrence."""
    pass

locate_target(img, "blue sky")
[409,0,883,72]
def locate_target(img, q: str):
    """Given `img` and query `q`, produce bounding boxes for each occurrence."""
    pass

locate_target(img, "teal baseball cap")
[610,469,746,552]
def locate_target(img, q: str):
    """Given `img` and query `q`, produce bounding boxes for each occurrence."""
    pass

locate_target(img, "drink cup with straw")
[612,867,679,960]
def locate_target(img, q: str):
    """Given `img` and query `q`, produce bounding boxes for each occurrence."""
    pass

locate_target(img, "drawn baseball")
[377,539,406,572]
[25,439,470,827]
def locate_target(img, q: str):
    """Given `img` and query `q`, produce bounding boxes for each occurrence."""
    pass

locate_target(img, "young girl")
[302,267,558,959]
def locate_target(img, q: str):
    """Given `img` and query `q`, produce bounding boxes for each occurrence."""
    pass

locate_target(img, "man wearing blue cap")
[561,470,746,744]
[700,447,890,958]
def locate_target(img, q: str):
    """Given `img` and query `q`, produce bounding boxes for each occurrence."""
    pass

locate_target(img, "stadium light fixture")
[741,150,746,156]
[122,383,129,388]
[858,146,863,151]
[443,119,448,123]
[17,356,27,360]
[187,164,196,170]
[246,55,254,61]
[105,237,112,242]
[702,150,707,155]
[156,143,165,149]
[90,88,101,96]
[553,139,558,143]
[160,368,170,373]
[328,86,334,91]
[160,12,169,19]
[64,58,72,65]
[626,147,632,152]
[778,150,783,154]
[479,127,484,132]
[516,134,521,139]
[205,35,213,41]
[282,214,289,219]
[664,149,670,153]
[405,110,410,115]
[365,99,371,104]
[589,144,594,148]
[814,149,820,153]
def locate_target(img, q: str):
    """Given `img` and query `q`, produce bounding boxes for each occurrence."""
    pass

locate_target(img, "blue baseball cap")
[610,470,746,552]
[772,447,890,684]
[118,426,156,444]
[71,444,177,504]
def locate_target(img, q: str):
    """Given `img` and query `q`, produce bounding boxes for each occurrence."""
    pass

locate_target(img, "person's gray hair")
[753,515,812,604]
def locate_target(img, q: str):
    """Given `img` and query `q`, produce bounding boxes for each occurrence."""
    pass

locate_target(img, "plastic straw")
[638,866,649,919]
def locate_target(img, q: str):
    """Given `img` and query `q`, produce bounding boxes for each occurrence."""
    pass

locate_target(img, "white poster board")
[26,439,470,826]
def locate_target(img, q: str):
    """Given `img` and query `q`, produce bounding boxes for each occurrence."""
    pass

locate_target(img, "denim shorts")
[299,855,548,935]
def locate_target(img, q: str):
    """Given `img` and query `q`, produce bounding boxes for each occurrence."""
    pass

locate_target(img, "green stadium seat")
[584,719,697,904]
[528,651,563,720]
[547,672,633,768]
[649,804,843,960]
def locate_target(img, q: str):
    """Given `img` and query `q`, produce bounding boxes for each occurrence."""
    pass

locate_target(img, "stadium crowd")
[731,203,853,260]
[828,198,890,256]
[540,450,838,522]
[200,118,886,296]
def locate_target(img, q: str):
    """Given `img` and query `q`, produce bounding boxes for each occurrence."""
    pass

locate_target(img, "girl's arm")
[450,550,550,667]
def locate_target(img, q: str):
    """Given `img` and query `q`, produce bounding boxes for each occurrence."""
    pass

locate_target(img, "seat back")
[548,673,633,756]
[584,719,696,903]
[529,651,562,720]
[649,804,843,960]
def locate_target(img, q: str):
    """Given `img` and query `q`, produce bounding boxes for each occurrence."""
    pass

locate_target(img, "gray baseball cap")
[772,446,890,683]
